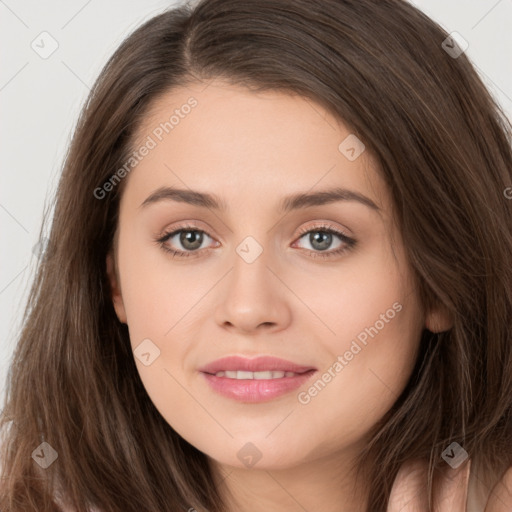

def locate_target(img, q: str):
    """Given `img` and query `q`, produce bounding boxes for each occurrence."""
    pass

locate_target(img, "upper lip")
[199,356,316,375]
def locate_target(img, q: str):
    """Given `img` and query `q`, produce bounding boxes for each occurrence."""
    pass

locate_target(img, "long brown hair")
[1,0,512,510]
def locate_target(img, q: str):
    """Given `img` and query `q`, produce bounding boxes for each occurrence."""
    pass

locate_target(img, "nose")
[214,245,292,334]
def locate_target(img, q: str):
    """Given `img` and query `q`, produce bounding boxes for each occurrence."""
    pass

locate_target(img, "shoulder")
[476,464,512,512]
[388,458,512,512]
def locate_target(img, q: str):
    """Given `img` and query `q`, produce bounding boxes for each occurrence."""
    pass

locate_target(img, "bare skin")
[106,79,453,512]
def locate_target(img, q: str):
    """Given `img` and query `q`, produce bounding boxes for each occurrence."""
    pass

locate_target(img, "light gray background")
[1,0,512,406]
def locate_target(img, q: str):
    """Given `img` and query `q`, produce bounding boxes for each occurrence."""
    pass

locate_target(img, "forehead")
[124,79,390,216]
[137,79,354,150]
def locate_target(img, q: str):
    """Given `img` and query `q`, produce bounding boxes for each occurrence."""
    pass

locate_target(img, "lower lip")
[200,371,317,403]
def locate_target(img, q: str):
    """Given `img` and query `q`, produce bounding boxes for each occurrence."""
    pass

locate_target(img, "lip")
[199,356,317,403]
[199,355,316,375]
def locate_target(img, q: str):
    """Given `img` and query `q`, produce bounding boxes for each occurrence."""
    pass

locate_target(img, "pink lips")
[199,356,317,403]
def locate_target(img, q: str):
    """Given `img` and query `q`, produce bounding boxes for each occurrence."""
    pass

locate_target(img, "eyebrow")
[139,186,380,213]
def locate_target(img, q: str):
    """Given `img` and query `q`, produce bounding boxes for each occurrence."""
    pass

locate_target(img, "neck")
[211,446,369,512]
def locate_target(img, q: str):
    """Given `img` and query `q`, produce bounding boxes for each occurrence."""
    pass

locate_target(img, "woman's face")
[106,79,443,472]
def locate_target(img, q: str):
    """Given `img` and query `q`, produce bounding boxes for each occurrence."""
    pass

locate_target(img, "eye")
[155,222,356,260]
[293,223,356,259]
[155,224,217,258]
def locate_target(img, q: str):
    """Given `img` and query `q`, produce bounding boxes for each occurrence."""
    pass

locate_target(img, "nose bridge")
[230,233,273,295]
[214,231,291,332]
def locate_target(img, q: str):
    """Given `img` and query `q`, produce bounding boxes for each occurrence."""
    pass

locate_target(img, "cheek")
[116,229,194,340]
[294,246,422,425]
[297,300,422,451]
[115,235,210,416]
[291,238,411,348]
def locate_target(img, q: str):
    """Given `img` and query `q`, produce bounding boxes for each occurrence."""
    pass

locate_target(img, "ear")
[106,251,127,324]
[425,302,453,333]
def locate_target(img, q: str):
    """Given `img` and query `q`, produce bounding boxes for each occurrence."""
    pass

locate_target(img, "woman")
[1,0,511,510]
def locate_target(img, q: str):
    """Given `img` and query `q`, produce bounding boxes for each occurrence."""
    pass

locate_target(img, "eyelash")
[155,223,356,260]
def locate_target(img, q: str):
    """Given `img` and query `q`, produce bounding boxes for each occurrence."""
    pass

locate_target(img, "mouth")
[198,356,317,403]
[208,370,306,379]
